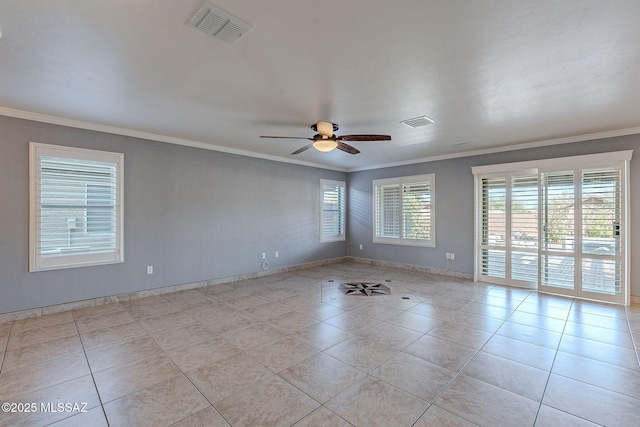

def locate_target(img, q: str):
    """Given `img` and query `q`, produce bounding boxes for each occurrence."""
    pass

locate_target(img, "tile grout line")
[408,290,532,426]
[530,297,584,426]
[624,307,640,370]
[71,312,111,427]
[95,296,231,426]
[0,322,13,376]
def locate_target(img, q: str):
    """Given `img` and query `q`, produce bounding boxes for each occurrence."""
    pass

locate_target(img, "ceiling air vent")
[400,116,435,128]
[188,2,252,45]
[450,142,476,149]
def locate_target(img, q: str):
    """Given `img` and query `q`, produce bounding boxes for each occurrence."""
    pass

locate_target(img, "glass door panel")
[510,174,538,287]
[580,167,623,301]
[478,173,538,288]
[479,176,507,282]
[540,170,576,295]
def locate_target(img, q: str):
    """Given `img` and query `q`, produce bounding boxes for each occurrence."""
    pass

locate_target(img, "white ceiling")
[1,0,640,171]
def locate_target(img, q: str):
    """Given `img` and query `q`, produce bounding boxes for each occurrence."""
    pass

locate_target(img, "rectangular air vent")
[450,142,476,149]
[400,115,435,128]
[188,2,252,45]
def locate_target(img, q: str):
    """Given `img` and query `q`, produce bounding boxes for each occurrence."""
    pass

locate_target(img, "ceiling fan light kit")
[260,121,391,155]
[313,138,339,152]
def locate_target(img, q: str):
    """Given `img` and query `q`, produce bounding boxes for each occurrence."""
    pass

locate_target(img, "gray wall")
[347,134,640,297]
[0,116,346,314]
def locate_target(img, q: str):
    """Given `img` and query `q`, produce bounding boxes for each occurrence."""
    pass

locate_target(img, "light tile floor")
[1,262,639,426]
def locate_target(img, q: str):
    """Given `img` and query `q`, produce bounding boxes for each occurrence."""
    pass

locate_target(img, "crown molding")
[4,106,639,175]
[346,127,640,172]
[0,107,348,172]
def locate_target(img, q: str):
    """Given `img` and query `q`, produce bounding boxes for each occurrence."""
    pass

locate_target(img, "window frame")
[29,142,124,272]
[373,173,435,247]
[320,179,346,242]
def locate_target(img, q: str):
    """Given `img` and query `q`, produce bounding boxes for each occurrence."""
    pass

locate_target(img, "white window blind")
[30,143,123,271]
[480,176,507,279]
[320,179,346,242]
[373,174,434,247]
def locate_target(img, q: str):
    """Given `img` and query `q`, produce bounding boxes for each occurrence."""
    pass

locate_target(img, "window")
[29,142,123,271]
[320,179,346,242]
[373,174,434,247]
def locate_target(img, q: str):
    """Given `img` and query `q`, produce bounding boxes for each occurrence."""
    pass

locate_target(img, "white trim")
[1,107,347,172]
[472,150,633,175]
[622,158,631,306]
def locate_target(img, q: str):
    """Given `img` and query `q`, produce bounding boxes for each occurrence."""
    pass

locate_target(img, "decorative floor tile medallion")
[339,282,391,296]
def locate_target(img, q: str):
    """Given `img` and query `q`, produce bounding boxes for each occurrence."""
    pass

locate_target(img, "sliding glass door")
[474,151,630,305]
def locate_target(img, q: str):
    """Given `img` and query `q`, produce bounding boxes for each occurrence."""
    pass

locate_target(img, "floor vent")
[188,2,252,45]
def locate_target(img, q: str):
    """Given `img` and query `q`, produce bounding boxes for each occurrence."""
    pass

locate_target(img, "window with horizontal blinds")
[320,179,345,242]
[375,184,401,238]
[373,174,434,247]
[30,143,123,271]
[403,181,431,240]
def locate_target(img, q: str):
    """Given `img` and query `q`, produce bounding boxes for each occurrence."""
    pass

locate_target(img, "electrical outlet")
[262,252,266,259]
[445,253,450,260]
[450,253,455,260]
[359,244,363,250]
[275,251,279,258]
[146,265,153,275]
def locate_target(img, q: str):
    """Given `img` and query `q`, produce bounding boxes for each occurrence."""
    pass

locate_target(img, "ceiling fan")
[260,120,391,155]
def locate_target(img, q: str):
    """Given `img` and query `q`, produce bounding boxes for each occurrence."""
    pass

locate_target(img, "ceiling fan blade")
[336,141,360,155]
[260,136,313,140]
[291,143,313,155]
[337,134,392,142]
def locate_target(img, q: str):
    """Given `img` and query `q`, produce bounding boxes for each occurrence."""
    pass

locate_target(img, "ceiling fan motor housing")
[311,122,339,134]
